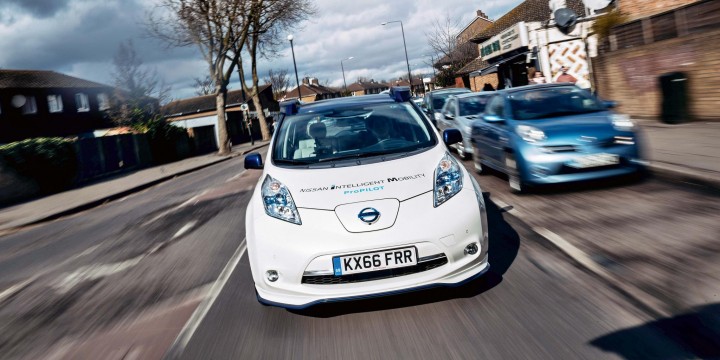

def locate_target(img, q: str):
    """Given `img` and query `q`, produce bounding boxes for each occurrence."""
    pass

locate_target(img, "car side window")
[486,96,505,117]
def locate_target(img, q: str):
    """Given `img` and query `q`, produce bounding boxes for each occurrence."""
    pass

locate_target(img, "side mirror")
[443,129,463,146]
[603,100,618,109]
[482,114,505,123]
[444,113,455,120]
[244,153,263,169]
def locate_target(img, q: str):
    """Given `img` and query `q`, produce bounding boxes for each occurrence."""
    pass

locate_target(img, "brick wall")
[594,27,720,120]
[470,73,499,92]
[618,0,697,20]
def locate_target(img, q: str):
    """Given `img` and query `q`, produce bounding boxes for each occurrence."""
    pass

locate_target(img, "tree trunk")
[215,82,231,155]
[249,35,270,141]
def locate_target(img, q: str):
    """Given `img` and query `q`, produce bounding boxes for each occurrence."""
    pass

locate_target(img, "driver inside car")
[364,117,394,146]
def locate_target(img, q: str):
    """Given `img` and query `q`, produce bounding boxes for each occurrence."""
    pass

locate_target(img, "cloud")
[0,0,525,99]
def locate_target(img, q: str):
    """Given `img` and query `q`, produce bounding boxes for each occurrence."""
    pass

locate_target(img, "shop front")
[476,22,534,89]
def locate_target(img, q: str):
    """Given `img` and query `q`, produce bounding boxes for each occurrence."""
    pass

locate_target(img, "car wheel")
[505,152,524,193]
[474,146,486,174]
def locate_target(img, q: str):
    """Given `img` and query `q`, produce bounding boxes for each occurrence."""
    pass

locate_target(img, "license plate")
[333,247,417,276]
[568,153,619,168]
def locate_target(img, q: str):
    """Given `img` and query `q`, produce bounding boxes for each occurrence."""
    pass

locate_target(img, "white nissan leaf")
[244,87,489,308]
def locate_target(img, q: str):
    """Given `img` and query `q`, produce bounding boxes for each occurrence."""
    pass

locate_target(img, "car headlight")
[261,175,301,225]
[516,125,546,143]
[611,114,634,131]
[434,152,463,207]
[434,112,442,121]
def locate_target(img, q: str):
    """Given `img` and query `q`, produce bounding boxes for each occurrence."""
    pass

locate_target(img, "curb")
[647,161,720,192]
[0,143,268,235]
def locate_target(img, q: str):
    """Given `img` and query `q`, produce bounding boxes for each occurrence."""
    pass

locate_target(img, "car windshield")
[458,95,490,116]
[272,102,436,166]
[509,86,607,120]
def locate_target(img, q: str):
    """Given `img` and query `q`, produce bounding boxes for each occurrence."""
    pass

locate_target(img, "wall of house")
[0,87,114,143]
[618,0,697,20]
[457,15,494,44]
[470,73,500,92]
[594,28,720,120]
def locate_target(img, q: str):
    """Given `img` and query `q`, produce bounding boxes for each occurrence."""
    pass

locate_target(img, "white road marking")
[173,221,197,239]
[493,198,522,216]
[142,190,209,227]
[0,277,36,303]
[532,227,608,277]
[53,256,144,294]
[165,238,248,358]
[225,172,245,182]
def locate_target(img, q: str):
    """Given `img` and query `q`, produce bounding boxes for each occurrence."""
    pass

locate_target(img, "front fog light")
[464,243,478,255]
[266,270,279,282]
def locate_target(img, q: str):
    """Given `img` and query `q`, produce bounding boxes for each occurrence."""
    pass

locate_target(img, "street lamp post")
[341,56,354,96]
[287,34,301,101]
[381,20,412,91]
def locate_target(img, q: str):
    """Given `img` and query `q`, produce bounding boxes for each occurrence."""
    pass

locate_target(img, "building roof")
[388,78,424,87]
[284,83,340,100]
[470,0,586,43]
[457,57,492,76]
[347,81,389,92]
[163,85,271,116]
[0,69,112,89]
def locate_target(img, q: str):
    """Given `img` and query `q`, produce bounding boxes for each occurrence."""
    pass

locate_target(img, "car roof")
[451,91,494,99]
[297,94,396,114]
[428,87,471,95]
[497,83,578,94]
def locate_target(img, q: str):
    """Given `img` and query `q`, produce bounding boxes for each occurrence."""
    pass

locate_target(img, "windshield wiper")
[273,158,313,165]
[317,150,409,163]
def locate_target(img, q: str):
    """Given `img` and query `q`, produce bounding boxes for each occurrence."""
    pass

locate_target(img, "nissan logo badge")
[357,207,380,225]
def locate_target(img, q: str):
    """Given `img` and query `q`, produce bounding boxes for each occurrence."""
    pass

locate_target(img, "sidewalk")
[637,119,720,189]
[0,141,268,234]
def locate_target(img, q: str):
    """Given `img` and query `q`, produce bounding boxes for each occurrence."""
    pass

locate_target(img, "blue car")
[470,84,644,193]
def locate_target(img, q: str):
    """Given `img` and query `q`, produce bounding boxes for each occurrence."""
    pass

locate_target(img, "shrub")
[132,117,189,163]
[0,137,78,192]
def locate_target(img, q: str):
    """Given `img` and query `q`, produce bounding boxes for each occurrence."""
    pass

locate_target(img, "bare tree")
[110,40,171,126]
[147,0,251,155]
[263,69,289,100]
[425,12,477,86]
[235,0,316,141]
[193,75,216,96]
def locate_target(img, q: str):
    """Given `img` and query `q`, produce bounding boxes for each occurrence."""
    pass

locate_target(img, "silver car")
[437,92,493,160]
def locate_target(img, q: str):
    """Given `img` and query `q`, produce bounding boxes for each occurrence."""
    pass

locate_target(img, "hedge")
[0,137,78,192]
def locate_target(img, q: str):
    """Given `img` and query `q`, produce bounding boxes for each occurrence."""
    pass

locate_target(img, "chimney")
[310,78,319,85]
[302,77,310,85]
[476,10,488,19]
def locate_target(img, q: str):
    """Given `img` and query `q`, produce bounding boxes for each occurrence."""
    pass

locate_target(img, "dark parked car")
[471,83,644,193]
[422,87,471,127]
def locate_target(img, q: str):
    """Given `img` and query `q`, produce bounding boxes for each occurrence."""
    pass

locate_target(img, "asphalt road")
[1,149,716,359]
[177,158,700,359]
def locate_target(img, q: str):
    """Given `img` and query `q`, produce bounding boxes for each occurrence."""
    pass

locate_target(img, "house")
[592,0,719,121]
[163,85,279,152]
[284,77,341,102]
[346,80,389,96]
[467,0,589,90]
[0,70,116,143]
[388,78,425,96]
[433,10,494,88]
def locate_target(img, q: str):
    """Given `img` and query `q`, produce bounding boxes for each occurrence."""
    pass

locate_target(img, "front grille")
[301,255,448,285]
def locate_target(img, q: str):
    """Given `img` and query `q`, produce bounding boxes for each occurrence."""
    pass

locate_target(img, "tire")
[474,146,486,174]
[505,152,524,193]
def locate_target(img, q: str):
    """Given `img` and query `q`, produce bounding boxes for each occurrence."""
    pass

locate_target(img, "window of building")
[75,93,90,112]
[97,93,110,111]
[47,94,64,113]
[22,96,37,114]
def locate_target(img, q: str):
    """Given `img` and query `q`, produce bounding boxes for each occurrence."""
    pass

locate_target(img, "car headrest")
[309,122,327,139]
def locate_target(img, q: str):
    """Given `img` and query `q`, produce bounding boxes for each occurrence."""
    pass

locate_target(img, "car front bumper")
[246,188,489,308]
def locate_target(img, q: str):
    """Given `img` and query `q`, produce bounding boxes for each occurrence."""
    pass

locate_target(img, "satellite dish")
[11,95,26,108]
[555,8,578,29]
[582,0,612,11]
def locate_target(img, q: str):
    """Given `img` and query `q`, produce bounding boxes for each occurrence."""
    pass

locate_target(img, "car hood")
[265,147,442,211]
[517,111,618,143]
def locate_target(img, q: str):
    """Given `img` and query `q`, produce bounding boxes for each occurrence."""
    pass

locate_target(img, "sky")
[0,0,523,101]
